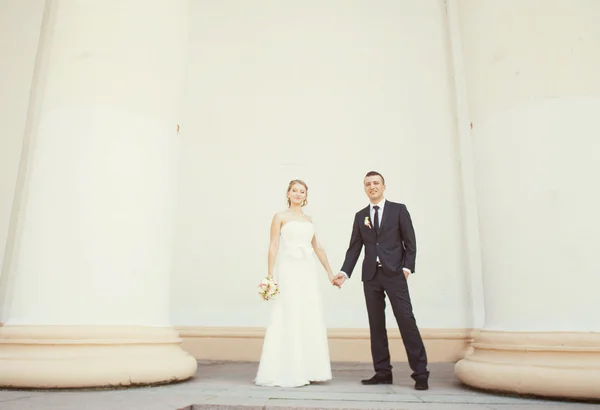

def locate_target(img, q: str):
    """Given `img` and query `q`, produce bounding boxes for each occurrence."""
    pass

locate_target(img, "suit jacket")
[341,200,416,281]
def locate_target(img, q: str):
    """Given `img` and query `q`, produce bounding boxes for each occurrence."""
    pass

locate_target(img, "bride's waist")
[280,244,314,257]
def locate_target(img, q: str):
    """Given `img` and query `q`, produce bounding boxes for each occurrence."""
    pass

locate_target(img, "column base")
[455,330,600,401]
[0,325,198,388]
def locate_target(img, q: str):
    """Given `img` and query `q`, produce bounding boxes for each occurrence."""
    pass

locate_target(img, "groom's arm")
[399,204,417,273]
[340,213,363,279]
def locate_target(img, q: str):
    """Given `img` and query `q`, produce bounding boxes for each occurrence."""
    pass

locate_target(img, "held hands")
[332,273,346,288]
[328,272,344,288]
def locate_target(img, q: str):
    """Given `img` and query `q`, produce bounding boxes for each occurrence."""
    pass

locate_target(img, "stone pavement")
[0,361,597,409]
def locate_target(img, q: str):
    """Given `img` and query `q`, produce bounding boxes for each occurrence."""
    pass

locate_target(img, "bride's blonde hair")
[286,179,308,207]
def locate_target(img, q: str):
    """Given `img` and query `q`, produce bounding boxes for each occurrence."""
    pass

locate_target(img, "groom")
[334,171,429,390]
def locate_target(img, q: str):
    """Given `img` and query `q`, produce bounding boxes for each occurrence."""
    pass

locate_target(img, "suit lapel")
[378,200,390,235]
[362,207,376,238]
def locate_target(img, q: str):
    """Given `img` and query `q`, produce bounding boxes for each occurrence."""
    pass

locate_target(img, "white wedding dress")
[254,220,332,387]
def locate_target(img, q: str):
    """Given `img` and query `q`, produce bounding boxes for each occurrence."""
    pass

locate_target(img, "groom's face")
[364,175,385,203]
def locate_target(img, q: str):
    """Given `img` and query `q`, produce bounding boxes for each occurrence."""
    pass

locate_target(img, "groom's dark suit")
[341,199,429,382]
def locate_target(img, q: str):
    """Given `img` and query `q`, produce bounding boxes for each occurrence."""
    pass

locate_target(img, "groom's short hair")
[365,171,385,185]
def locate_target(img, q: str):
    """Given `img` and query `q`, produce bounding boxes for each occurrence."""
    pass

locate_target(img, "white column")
[0,0,197,387]
[451,0,600,400]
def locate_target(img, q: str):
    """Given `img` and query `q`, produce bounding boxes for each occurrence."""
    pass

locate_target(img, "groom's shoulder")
[355,205,370,215]
[385,200,407,210]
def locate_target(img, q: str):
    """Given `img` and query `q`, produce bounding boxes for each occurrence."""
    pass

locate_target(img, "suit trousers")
[363,266,429,381]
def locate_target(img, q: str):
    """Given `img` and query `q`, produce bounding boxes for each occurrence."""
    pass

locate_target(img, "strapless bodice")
[279,221,315,258]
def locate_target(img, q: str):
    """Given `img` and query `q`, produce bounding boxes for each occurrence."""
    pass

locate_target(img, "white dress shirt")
[339,198,411,279]
[370,198,385,236]
[370,198,385,264]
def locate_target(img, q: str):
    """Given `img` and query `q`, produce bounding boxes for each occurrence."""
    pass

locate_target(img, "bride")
[254,179,337,387]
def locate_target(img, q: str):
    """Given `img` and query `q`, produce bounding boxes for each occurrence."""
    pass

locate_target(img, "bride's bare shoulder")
[273,210,290,223]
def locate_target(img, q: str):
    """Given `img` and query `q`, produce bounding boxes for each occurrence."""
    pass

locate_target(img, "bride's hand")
[328,272,338,287]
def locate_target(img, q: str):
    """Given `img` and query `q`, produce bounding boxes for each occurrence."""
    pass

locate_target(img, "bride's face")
[287,183,307,206]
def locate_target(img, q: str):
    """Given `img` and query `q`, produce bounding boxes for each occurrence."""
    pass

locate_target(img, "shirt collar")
[370,198,386,210]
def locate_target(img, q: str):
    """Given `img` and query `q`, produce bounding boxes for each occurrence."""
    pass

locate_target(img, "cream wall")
[0,1,198,387]
[171,0,472,330]
[453,1,600,399]
[5,0,190,327]
[0,0,46,321]
[458,0,600,332]
[0,0,474,331]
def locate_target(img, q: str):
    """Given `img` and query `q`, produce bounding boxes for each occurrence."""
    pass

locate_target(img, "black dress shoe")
[361,373,392,385]
[414,379,429,390]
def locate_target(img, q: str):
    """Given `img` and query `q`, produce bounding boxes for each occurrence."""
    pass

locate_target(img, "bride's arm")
[267,214,282,278]
[311,234,335,283]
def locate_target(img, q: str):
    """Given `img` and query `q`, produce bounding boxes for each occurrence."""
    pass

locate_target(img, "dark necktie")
[373,205,380,236]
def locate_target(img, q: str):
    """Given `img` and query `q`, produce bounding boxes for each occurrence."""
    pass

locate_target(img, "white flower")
[364,216,372,229]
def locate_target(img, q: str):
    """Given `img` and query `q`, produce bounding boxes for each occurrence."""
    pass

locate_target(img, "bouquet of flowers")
[258,276,279,301]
